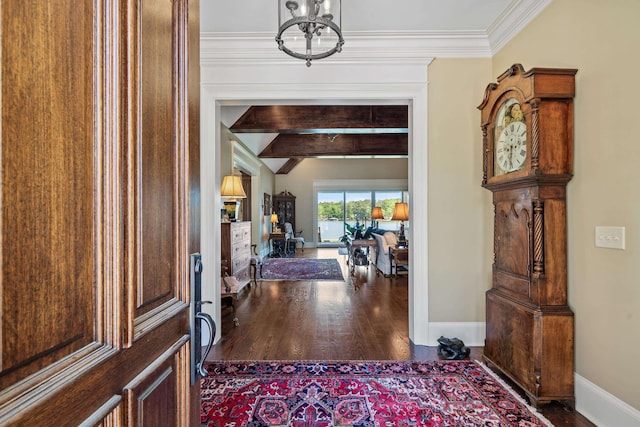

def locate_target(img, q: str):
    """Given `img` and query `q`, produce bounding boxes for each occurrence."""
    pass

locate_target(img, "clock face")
[496,121,527,173]
[493,98,526,176]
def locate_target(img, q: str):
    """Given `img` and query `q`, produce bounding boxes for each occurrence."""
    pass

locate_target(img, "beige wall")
[427,58,494,322]
[254,162,276,253]
[275,158,408,245]
[493,0,640,410]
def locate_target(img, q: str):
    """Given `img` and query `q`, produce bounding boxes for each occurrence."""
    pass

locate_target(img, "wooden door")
[0,0,201,425]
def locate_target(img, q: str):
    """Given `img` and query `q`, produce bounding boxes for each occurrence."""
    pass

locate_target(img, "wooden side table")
[269,232,286,257]
[389,246,409,277]
[347,238,376,276]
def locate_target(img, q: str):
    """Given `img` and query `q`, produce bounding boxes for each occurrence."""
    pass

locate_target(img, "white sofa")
[370,231,398,276]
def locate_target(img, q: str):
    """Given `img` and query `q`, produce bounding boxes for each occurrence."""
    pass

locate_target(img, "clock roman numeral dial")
[495,120,527,173]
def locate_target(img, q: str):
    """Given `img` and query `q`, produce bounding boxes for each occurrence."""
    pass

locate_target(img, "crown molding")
[201,0,550,64]
[200,30,488,66]
[487,0,553,54]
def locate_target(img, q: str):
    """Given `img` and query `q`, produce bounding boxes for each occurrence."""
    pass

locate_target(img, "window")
[317,190,409,245]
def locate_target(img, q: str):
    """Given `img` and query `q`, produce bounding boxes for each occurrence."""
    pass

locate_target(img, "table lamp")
[371,206,384,228]
[391,202,409,245]
[220,175,246,221]
[270,212,279,233]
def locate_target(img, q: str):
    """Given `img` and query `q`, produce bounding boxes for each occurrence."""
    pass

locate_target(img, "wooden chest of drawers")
[221,221,251,287]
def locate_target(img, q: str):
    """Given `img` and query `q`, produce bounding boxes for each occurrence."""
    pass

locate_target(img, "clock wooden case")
[478,64,577,408]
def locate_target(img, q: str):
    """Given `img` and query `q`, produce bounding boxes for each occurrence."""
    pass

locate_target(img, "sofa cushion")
[383,231,398,247]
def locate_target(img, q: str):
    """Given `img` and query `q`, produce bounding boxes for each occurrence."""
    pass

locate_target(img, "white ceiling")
[203,0,515,33]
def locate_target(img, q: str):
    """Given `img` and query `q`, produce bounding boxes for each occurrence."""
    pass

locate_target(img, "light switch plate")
[595,226,625,250]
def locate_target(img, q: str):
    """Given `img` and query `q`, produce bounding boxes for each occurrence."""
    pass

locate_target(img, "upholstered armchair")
[284,222,305,253]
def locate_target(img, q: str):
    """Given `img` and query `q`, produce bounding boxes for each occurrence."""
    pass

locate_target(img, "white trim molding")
[488,0,553,54]
[201,1,551,65]
[233,139,262,176]
[428,322,486,347]
[200,59,431,345]
[313,179,408,191]
[575,374,640,427]
[201,30,492,66]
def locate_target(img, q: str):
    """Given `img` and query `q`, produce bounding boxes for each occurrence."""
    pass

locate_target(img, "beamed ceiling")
[230,105,409,174]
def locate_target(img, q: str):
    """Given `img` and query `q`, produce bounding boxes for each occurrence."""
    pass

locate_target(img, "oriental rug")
[200,360,553,427]
[260,258,345,281]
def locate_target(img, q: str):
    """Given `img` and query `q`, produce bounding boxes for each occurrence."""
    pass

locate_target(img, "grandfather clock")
[478,64,577,408]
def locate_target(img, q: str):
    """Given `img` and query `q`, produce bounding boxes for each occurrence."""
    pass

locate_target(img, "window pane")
[345,192,371,237]
[317,191,344,243]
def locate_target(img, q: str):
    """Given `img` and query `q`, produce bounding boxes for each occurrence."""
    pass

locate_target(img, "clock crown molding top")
[200,0,551,65]
[478,63,577,186]
[478,63,577,124]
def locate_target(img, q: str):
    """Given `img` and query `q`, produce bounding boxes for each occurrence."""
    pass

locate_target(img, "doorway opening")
[200,61,430,348]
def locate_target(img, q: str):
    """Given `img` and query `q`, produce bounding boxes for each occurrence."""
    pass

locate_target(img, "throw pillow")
[223,275,240,293]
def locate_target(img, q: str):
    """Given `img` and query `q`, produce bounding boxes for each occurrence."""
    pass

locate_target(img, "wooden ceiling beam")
[275,158,304,174]
[231,105,408,133]
[259,133,408,158]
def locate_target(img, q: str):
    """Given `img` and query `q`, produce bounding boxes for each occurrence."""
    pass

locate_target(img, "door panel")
[138,0,177,316]
[0,0,201,425]
[1,0,96,389]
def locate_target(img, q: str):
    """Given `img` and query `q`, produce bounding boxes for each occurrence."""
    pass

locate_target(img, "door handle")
[195,310,215,377]
[190,253,215,385]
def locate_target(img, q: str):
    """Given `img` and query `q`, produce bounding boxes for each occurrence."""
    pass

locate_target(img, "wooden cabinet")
[222,222,251,287]
[478,64,577,408]
[273,191,296,230]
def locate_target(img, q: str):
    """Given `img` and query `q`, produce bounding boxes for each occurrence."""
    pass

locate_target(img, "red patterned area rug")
[200,360,553,426]
[260,258,345,281]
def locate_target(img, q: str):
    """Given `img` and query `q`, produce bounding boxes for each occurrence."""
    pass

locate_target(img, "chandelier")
[276,0,344,67]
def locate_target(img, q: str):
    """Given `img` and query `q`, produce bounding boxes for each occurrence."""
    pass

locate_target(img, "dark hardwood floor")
[207,248,594,426]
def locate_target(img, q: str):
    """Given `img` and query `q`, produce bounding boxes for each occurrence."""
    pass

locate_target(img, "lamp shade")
[270,213,279,224]
[220,175,247,199]
[371,206,384,220]
[391,202,409,221]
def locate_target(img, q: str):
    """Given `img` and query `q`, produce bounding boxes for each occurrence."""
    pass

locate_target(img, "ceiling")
[202,0,515,34]
[206,0,549,173]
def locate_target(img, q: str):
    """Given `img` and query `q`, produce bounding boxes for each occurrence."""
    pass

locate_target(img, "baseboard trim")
[427,322,485,347]
[425,323,640,425]
[575,373,640,427]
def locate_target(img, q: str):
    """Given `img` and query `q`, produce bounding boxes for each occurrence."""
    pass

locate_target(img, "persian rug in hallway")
[260,258,345,281]
[200,360,553,426]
